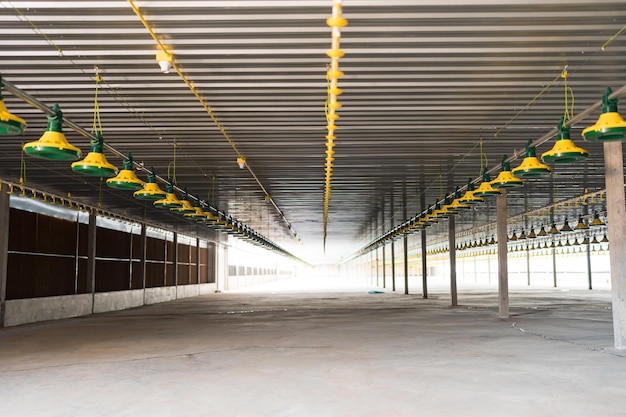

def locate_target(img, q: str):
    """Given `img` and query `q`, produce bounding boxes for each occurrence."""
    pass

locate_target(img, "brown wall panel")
[165,263,175,286]
[146,236,165,261]
[131,260,143,289]
[9,209,76,256]
[6,253,75,299]
[145,262,165,288]
[177,264,190,285]
[95,260,130,292]
[199,264,208,283]
[77,257,89,294]
[97,227,131,259]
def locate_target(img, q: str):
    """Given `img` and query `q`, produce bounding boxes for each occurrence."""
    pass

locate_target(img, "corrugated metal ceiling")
[1,0,625,263]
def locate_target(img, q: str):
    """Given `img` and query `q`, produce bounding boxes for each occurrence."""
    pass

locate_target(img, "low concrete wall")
[177,284,199,299]
[198,283,216,295]
[144,286,177,305]
[93,289,144,314]
[4,294,93,327]
[3,284,218,327]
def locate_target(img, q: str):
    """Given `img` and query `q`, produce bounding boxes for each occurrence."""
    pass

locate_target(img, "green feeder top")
[557,116,571,140]
[602,87,618,113]
[46,103,64,133]
[500,154,511,171]
[122,152,134,171]
[524,139,537,157]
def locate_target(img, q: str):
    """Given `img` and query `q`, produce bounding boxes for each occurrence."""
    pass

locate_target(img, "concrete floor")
[1,277,625,417]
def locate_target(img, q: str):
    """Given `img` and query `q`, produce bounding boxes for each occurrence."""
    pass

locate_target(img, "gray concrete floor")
[1,277,625,416]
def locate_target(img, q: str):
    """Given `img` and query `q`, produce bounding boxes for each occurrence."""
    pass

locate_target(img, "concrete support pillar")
[173,232,178,297]
[449,215,457,306]
[587,238,593,290]
[526,246,531,286]
[87,212,97,313]
[496,191,509,319]
[139,224,147,300]
[552,242,557,288]
[196,238,201,284]
[603,141,626,349]
[217,244,228,292]
[391,240,396,291]
[403,235,409,294]
[375,247,379,287]
[0,184,10,327]
[382,245,386,288]
[421,228,428,299]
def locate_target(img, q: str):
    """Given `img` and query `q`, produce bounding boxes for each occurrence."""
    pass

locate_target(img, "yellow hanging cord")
[479,140,488,172]
[92,72,103,139]
[98,178,103,209]
[165,141,178,184]
[19,148,26,188]
[561,67,575,124]
[602,24,626,51]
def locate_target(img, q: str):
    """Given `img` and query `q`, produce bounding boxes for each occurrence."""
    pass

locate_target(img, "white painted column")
[603,141,626,349]
[449,215,457,306]
[496,190,509,319]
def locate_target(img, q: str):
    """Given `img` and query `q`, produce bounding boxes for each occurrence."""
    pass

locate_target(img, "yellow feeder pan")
[583,87,626,142]
[458,180,484,205]
[0,75,27,135]
[23,103,82,160]
[154,181,183,209]
[512,139,551,179]
[183,201,208,219]
[589,211,605,227]
[133,168,167,201]
[473,169,501,198]
[537,225,547,237]
[560,218,573,232]
[574,216,589,230]
[170,191,197,214]
[491,155,524,189]
[548,222,560,235]
[71,132,118,177]
[542,118,589,163]
[106,152,145,190]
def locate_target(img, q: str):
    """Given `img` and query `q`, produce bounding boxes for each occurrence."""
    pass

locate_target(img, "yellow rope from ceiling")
[324,0,347,250]
[127,0,300,243]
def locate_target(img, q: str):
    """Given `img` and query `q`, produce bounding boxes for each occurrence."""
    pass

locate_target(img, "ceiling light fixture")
[133,168,167,201]
[237,156,246,169]
[512,139,552,178]
[491,155,524,189]
[583,87,626,142]
[106,152,145,190]
[541,117,589,164]
[156,47,173,74]
[0,74,26,135]
[23,103,82,160]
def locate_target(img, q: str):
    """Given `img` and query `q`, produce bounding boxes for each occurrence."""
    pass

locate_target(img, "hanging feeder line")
[350,85,626,262]
[126,0,298,241]
[323,0,347,250]
[2,80,307,264]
